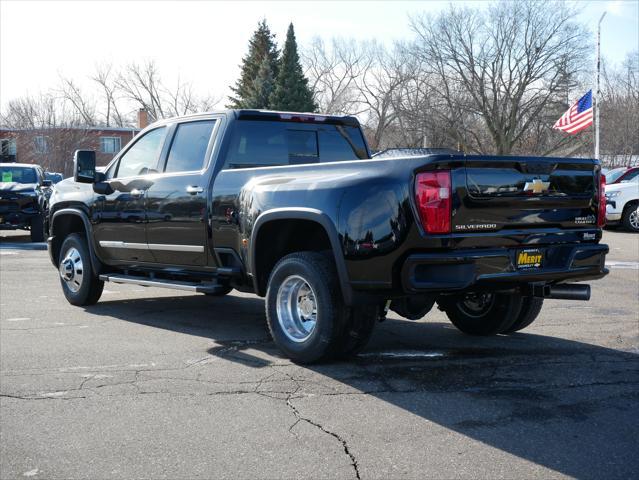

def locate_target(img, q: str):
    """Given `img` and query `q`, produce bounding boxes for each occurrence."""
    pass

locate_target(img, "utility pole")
[595,11,607,160]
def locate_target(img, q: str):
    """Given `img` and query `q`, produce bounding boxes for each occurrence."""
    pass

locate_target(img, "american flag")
[553,90,593,134]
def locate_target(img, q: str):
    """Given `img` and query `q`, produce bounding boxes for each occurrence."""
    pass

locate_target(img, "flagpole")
[595,11,606,160]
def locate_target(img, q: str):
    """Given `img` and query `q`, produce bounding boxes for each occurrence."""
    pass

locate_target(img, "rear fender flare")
[249,208,353,305]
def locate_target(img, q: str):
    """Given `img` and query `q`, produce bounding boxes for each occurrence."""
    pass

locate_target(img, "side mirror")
[42,179,52,187]
[74,150,96,184]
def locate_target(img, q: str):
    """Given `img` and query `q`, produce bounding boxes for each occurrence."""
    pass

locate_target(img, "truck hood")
[0,182,38,193]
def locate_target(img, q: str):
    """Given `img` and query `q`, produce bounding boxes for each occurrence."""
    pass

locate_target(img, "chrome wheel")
[629,207,639,231]
[458,292,495,318]
[276,275,318,343]
[59,247,84,293]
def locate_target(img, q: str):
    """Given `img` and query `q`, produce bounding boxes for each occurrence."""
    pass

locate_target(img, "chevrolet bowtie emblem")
[523,178,550,194]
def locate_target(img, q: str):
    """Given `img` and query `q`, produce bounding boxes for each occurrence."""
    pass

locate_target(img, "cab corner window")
[164,120,216,173]
[114,126,166,178]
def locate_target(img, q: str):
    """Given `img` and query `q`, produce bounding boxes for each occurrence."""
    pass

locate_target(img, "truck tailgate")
[457,156,599,231]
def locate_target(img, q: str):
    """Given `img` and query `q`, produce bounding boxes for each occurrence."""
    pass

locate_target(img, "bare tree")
[0,93,66,129]
[302,37,371,115]
[91,64,126,127]
[354,42,406,149]
[58,76,97,126]
[409,0,591,155]
[600,51,639,166]
[116,61,220,121]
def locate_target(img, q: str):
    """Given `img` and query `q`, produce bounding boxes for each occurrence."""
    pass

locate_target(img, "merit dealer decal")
[516,249,544,269]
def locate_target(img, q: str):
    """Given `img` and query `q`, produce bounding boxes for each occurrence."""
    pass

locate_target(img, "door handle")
[130,188,146,198]
[186,186,204,195]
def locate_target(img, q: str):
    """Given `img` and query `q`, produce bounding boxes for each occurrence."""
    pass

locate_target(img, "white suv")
[605,176,639,232]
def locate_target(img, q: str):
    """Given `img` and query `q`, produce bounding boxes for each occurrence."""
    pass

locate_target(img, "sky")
[1,0,637,114]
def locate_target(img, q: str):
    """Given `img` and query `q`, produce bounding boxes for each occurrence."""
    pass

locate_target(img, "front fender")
[49,207,103,274]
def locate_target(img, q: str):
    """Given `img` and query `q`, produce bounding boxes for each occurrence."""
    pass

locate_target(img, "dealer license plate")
[516,248,544,270]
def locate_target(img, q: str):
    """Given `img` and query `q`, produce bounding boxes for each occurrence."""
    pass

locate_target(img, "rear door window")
[222,120,368,169]
[164,120,216,173]
[622,170,639,182]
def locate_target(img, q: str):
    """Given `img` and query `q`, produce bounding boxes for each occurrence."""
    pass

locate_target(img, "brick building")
[0,110,150,176]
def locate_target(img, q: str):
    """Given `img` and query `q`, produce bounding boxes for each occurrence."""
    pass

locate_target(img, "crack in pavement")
[3,346,637,480]
[280,371,361,480]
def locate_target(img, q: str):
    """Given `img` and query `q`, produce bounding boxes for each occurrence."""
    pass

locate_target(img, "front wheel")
[622,202,639,232]
[30,214,45,242]
[265,252,349,364]
[438,292,523,335]
[58,234,104,306]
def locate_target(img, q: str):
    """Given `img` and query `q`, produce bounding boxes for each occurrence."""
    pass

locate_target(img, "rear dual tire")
[438,292,543,335]
[265,252,377,364]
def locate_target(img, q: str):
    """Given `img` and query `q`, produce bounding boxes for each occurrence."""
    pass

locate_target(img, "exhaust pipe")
[533,284,591,301]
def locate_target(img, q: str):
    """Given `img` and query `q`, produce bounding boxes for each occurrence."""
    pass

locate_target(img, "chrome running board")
[99,274,227,294]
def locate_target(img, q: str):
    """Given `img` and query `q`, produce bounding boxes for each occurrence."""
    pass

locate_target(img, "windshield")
[0,166,37,184]
[606,168,627,184]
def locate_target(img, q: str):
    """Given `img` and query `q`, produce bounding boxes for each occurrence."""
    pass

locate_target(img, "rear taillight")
[415,171,451,234]
[598,173,606,227]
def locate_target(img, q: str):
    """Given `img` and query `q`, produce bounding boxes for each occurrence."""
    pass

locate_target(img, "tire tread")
[265,251,349,363]
[59,233,103,306]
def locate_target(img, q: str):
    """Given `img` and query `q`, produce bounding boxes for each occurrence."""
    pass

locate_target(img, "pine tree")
[245,56,276,109]
[270,23,317,112]
[227,20,280,109]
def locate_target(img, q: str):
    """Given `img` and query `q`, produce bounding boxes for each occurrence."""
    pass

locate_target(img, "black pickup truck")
[47,110,608,363]
[1,162,51,241]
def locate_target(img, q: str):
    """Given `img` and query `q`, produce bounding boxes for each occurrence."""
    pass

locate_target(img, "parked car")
[47,110,608,363]
[0,163,51,241]
[605,175,639,232]
[606,166,639,185]
[45,172,64,184]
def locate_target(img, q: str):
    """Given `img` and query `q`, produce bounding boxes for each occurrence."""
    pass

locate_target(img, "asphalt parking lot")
[1,230,637,479]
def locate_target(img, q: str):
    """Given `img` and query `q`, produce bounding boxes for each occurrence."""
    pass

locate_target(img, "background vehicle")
[0,163,51,241]
[605,166,639,184]
[47,110,608,363]
[45,172,64,184]
[605,176,639,232]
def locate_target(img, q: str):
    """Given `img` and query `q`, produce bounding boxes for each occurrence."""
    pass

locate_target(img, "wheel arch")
[249,208,353,305]
[621,199,639,231]
[49,208,103,273]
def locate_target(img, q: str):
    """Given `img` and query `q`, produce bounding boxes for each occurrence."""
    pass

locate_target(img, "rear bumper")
[401,243,609,293]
